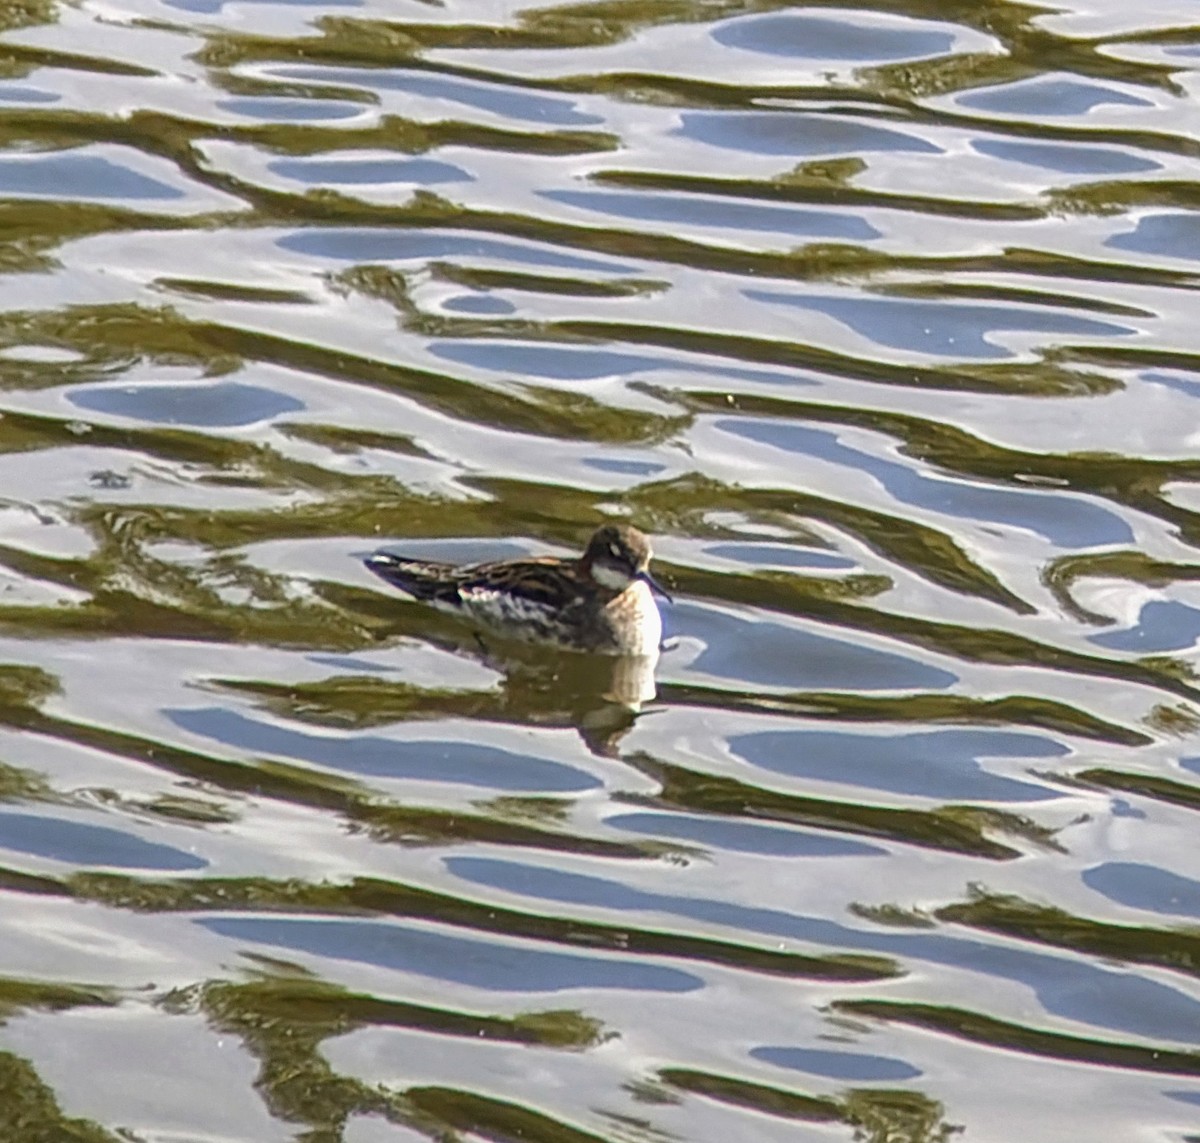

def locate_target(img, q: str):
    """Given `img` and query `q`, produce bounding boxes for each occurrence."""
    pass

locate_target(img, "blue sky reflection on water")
[445,857,1200,1043]
[730,728,1066,801]
[0,1,1197,1139]
[166,708,601,793]
[718,418,1134,547]
[200,916,703,993]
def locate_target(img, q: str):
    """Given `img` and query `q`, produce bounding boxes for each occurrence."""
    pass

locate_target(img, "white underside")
[457,589,549,628]
[612,580,662,656]
[452,581,662,655]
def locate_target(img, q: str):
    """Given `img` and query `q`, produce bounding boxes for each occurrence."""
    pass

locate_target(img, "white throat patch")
[592,562,634,591]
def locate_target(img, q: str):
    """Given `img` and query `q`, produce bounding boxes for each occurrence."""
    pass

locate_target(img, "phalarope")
[364,523,671,656]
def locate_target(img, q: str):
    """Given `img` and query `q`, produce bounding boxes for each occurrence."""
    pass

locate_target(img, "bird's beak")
[639,570,674,604]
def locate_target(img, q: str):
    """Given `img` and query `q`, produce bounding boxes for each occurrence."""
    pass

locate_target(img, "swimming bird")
[363,523,672,656]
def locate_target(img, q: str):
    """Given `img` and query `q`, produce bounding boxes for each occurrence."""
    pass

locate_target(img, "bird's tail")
[363,553,461,604]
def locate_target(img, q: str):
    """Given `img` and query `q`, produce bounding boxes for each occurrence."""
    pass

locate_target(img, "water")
[0,1,1197,1140]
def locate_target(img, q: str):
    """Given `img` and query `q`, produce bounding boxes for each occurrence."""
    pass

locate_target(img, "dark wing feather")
[365,550,591,615]
[457,556,586,608]
[363,553,463,604]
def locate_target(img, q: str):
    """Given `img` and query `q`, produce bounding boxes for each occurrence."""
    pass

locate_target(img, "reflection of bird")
[364,523,672,656]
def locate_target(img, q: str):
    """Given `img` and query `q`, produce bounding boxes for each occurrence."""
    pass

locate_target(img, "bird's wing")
[458,557,585,608]
[363,553,461,604]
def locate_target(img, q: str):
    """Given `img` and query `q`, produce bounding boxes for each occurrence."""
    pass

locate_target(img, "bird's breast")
[604,581,662,656]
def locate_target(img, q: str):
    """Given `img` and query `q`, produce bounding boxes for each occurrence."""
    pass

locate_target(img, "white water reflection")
[0,2,1196,1141]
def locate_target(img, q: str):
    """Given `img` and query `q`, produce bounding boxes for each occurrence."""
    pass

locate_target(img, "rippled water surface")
[2,1,1200,1140]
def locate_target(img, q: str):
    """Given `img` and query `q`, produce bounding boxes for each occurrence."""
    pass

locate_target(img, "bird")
[363,523,672,656]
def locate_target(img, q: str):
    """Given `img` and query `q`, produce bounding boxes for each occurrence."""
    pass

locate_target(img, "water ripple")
[0,2,1195,1140]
